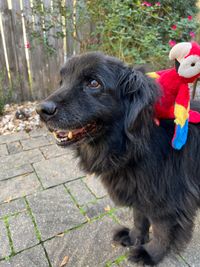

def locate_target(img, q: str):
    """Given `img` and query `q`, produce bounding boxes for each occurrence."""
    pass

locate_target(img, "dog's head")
[36,52,159,147]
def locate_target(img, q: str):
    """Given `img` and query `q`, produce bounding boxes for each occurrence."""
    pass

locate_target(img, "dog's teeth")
[68,131,73,139]
[56,136,61,142]
[52,132,63,142]
[61,137,68,141]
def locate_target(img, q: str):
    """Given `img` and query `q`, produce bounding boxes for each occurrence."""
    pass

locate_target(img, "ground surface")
[0,102,40,135]
[0,127,200,267]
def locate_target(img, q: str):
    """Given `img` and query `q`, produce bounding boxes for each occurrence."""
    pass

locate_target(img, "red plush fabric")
[154,68,200,123]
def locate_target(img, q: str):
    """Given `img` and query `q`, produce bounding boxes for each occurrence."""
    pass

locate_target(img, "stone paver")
[46,133,56,144]
[0,245,49,267]
[0,132,29,144]
[0,144,8,156]
[181,214,200,266]
[111,254,187,267]
[7,141,23,154]
[84,197,115,219]
[0,149,44,166]
[44,216,125,267]
[0,164,33,181]
[21,136,50,150]
[84,174,107,198]
[40,144,68,159]
[27,186,86,240]
[0,220,10,259]
[157,254,188,267]
[115,207,133,227]
[9,212,38,252]
[29,128,48,138]
[33,154,85,188]
[65,179,95,206]
[0,173,41,203]
[0,199,26,218]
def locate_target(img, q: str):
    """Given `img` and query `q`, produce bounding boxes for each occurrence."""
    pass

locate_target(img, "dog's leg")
[130,209,150,245]
[113,209,150,247]
[172,216,194,251]
[129,220,171,266]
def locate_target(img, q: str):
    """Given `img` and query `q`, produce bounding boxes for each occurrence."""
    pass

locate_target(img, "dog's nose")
[36,101,57,121]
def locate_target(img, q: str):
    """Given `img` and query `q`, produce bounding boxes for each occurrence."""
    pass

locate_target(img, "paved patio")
[0,128,199,267]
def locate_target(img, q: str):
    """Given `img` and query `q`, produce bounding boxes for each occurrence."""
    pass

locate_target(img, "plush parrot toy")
[148,41,200,150]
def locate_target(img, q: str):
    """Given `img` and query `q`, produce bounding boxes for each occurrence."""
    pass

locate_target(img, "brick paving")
[0,128,199,266]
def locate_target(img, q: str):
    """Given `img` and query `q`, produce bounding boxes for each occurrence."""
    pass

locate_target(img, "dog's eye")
[88,80,101,89]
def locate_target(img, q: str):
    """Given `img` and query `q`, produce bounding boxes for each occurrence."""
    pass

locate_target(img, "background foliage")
[85,0,200,68]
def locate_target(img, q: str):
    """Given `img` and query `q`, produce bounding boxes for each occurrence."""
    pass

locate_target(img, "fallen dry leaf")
[4,197,12,203]
[60,256,69,267]
[56,233,64,237]
[104,205,111,212]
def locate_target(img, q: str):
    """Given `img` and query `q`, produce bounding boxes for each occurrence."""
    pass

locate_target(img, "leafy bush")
[85,0,200,68]
[150,0,198,16]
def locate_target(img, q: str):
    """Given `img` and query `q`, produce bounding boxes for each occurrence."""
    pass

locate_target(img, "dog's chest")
[100,170,138,207]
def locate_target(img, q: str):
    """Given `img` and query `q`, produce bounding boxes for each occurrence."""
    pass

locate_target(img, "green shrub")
[85,0,200,68]
[150,0,198,16]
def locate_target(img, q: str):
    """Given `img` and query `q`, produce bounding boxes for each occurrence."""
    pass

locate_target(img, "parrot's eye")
[191,63,196,67]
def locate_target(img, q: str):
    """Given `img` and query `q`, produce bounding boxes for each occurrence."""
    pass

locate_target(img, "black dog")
[36,52,200,266]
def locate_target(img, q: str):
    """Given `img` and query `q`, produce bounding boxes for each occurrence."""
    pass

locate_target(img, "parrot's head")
[169,41,200,81]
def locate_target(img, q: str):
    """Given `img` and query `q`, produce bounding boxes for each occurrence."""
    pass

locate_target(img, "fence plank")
[0,0,22,102]
[42,0,59,95]
[66,0,74,57]
[0,12,9,98]
[25,0,48,100]
[73,0,81,54]
[11,0,32,101]
[45,0,64,92]
[55,1,64,65]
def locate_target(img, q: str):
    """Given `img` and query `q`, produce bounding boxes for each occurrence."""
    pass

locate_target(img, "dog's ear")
[119,69,159,140]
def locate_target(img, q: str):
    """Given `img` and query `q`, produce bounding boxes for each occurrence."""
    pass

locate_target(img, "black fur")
[37,52,200,266]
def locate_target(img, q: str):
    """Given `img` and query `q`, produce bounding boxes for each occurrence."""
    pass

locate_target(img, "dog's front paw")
[113,227,133,247]
[129,246,159,266]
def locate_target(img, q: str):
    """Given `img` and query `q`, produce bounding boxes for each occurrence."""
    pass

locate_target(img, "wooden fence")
[0,0,82,102]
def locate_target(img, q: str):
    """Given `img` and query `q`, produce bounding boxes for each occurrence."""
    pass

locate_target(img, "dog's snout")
[36,101,57,121]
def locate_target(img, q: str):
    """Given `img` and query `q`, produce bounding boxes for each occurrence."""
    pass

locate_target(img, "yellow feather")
[147,72,160,79]
[174,104,189,127]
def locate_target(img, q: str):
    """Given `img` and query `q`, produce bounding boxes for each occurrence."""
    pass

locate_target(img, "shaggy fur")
[36,52,200,265]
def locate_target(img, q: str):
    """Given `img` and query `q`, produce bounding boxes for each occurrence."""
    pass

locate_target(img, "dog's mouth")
[51,122,99,146]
